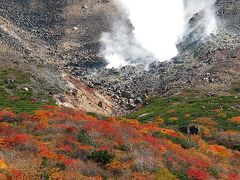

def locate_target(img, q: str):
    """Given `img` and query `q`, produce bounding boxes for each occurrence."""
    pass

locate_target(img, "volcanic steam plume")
[101,0,217,68]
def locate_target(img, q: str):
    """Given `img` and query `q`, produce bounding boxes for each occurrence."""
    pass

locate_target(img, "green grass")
[0,67,55,113]
[127,95,240,131]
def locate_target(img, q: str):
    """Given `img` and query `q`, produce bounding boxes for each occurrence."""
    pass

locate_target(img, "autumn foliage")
[0,106,239,179]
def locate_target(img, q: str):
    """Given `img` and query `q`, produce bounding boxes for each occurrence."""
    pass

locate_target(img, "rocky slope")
[0,0,116,115]
[77,0,240,114]
[0,0,240,115]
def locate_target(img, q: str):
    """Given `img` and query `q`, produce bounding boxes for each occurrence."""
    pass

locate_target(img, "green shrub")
[77,130,93,145]
[89,150,114,165]
[56,162,66,171]
[180,138,199,149]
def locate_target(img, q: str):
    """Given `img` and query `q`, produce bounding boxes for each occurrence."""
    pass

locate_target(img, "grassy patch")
[0,67,55,113]
[127,95,240,131]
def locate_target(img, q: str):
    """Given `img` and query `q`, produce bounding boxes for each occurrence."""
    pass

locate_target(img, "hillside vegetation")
[0,65,55,114]
[0,89,239,179]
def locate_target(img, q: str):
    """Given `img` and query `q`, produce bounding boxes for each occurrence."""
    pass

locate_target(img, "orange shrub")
[0,122,10,128]
[207,144,232,157]
[38,143,57,159]
[193,117,218,126]
[34,110,52,129]
[230,116,240,124]
[72,111,97,121]
[78,145,94,150]
[0,159,7,169]
[160,128,181,138]
[107,160,131,172]
[0,174,8,179]
[106,117,118,123]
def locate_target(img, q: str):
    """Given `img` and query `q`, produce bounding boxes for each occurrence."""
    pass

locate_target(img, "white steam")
[101,0,217,68]
[184,0,218,35]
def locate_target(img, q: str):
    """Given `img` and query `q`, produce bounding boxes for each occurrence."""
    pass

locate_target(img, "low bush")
[77,130,93,145]
[88,150,114,165]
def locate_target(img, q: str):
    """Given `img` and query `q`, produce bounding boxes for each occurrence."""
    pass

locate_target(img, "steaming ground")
[101,0,217,68]
[79,0,240,114]
[0,0,240,115]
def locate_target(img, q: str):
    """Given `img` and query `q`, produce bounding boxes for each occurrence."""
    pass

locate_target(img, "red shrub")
[59,144,73,153]
[188,157,210,169]
[18,113,33,121]
[144,135,158,144]
[54,124,78,133]
[58,155,77,167]
[228,173,240,180]
[4,134,32,145]
[11,170,25,180]
[96,146,113,152]
[9,96,21,100]
[66,126,78,133]
[187,168,210,180]
[144,135,166,152]
[0,110,16,121]
[0,123,16,136]
[84,120,115,137]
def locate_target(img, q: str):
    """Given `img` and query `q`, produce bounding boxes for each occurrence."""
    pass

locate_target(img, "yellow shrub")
[169,117,178,121]
[156,167,178,180]
[0,159,7,169]
[154,116,164,126]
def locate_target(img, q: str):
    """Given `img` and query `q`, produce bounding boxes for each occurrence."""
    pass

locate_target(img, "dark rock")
[134,97,143,104]
[4,79,14,84]
[127,103,137,110]
[179,124,200,135]
[98,101,103,108]
[72,89,78,97]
